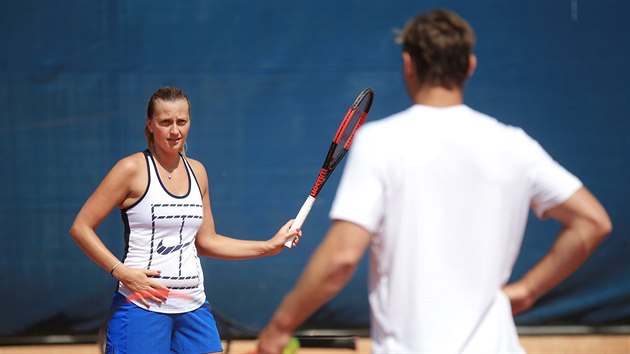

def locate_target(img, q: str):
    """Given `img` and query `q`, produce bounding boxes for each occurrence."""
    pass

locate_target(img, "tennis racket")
[285,87,375,248]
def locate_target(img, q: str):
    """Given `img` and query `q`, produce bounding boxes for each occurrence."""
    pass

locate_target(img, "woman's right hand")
[112,265,169,308]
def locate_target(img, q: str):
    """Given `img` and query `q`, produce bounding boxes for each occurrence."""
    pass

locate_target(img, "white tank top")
[118,150,205,313]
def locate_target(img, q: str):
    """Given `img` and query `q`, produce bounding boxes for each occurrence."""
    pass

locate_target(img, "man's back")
[330,104,582,352]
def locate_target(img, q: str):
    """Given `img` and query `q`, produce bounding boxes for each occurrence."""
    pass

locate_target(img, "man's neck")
[411,86,464,107]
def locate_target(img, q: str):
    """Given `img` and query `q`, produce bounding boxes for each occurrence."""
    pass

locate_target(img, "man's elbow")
[594,213,612,239]
[327,251,361,285]
[583,211,612,252]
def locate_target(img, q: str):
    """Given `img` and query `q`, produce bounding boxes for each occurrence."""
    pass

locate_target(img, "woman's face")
[147,98,190,154]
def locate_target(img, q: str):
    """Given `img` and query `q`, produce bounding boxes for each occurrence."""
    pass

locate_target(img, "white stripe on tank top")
[118,150,206,313]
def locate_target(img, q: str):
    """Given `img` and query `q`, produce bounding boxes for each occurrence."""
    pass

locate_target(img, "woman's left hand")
[266,220,302,255]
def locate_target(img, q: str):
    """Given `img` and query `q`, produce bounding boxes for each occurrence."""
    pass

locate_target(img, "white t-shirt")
[329,105,582,353]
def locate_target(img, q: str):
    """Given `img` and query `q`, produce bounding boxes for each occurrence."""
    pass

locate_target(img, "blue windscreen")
[0,0,628,337]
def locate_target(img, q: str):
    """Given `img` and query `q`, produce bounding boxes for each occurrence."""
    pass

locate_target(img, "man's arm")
[257,220,372,354]
[503,187,612,314]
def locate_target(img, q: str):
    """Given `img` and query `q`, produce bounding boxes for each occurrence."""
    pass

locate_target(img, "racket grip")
[284,195,316,248]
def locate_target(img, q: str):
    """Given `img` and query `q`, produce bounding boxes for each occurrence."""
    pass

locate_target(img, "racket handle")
[284,195,316,248]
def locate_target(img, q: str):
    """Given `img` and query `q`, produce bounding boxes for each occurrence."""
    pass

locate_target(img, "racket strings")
[330,94,372,168]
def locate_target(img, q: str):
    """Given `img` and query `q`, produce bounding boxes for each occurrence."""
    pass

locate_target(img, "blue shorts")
[105,292,223,354]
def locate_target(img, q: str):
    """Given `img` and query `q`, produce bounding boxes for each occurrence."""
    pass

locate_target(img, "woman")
[70,86,300,353]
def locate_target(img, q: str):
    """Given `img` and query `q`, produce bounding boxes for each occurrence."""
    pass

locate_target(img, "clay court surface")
[1,335,629,354]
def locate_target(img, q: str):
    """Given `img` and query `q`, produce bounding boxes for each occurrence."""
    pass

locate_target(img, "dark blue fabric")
[1,0,628,336]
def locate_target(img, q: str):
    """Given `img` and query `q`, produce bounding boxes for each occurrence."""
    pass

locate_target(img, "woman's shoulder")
[111,152,147,177]
[184,156,206,174]
[184,156,208,192]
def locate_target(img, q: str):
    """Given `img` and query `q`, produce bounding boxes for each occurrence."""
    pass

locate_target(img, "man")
[257,8,611,354]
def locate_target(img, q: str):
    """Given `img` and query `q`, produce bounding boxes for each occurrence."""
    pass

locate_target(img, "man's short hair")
[397,8,476,89]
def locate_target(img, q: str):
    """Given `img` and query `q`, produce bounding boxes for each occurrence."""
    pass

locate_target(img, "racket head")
[309,88,374,198]
[328,87,374,170]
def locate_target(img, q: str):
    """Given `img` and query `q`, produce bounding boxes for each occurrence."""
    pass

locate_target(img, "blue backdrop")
[1,0,629,337]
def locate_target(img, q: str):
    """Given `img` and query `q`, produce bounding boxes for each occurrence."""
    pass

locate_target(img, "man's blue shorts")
[105,292,223,354]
